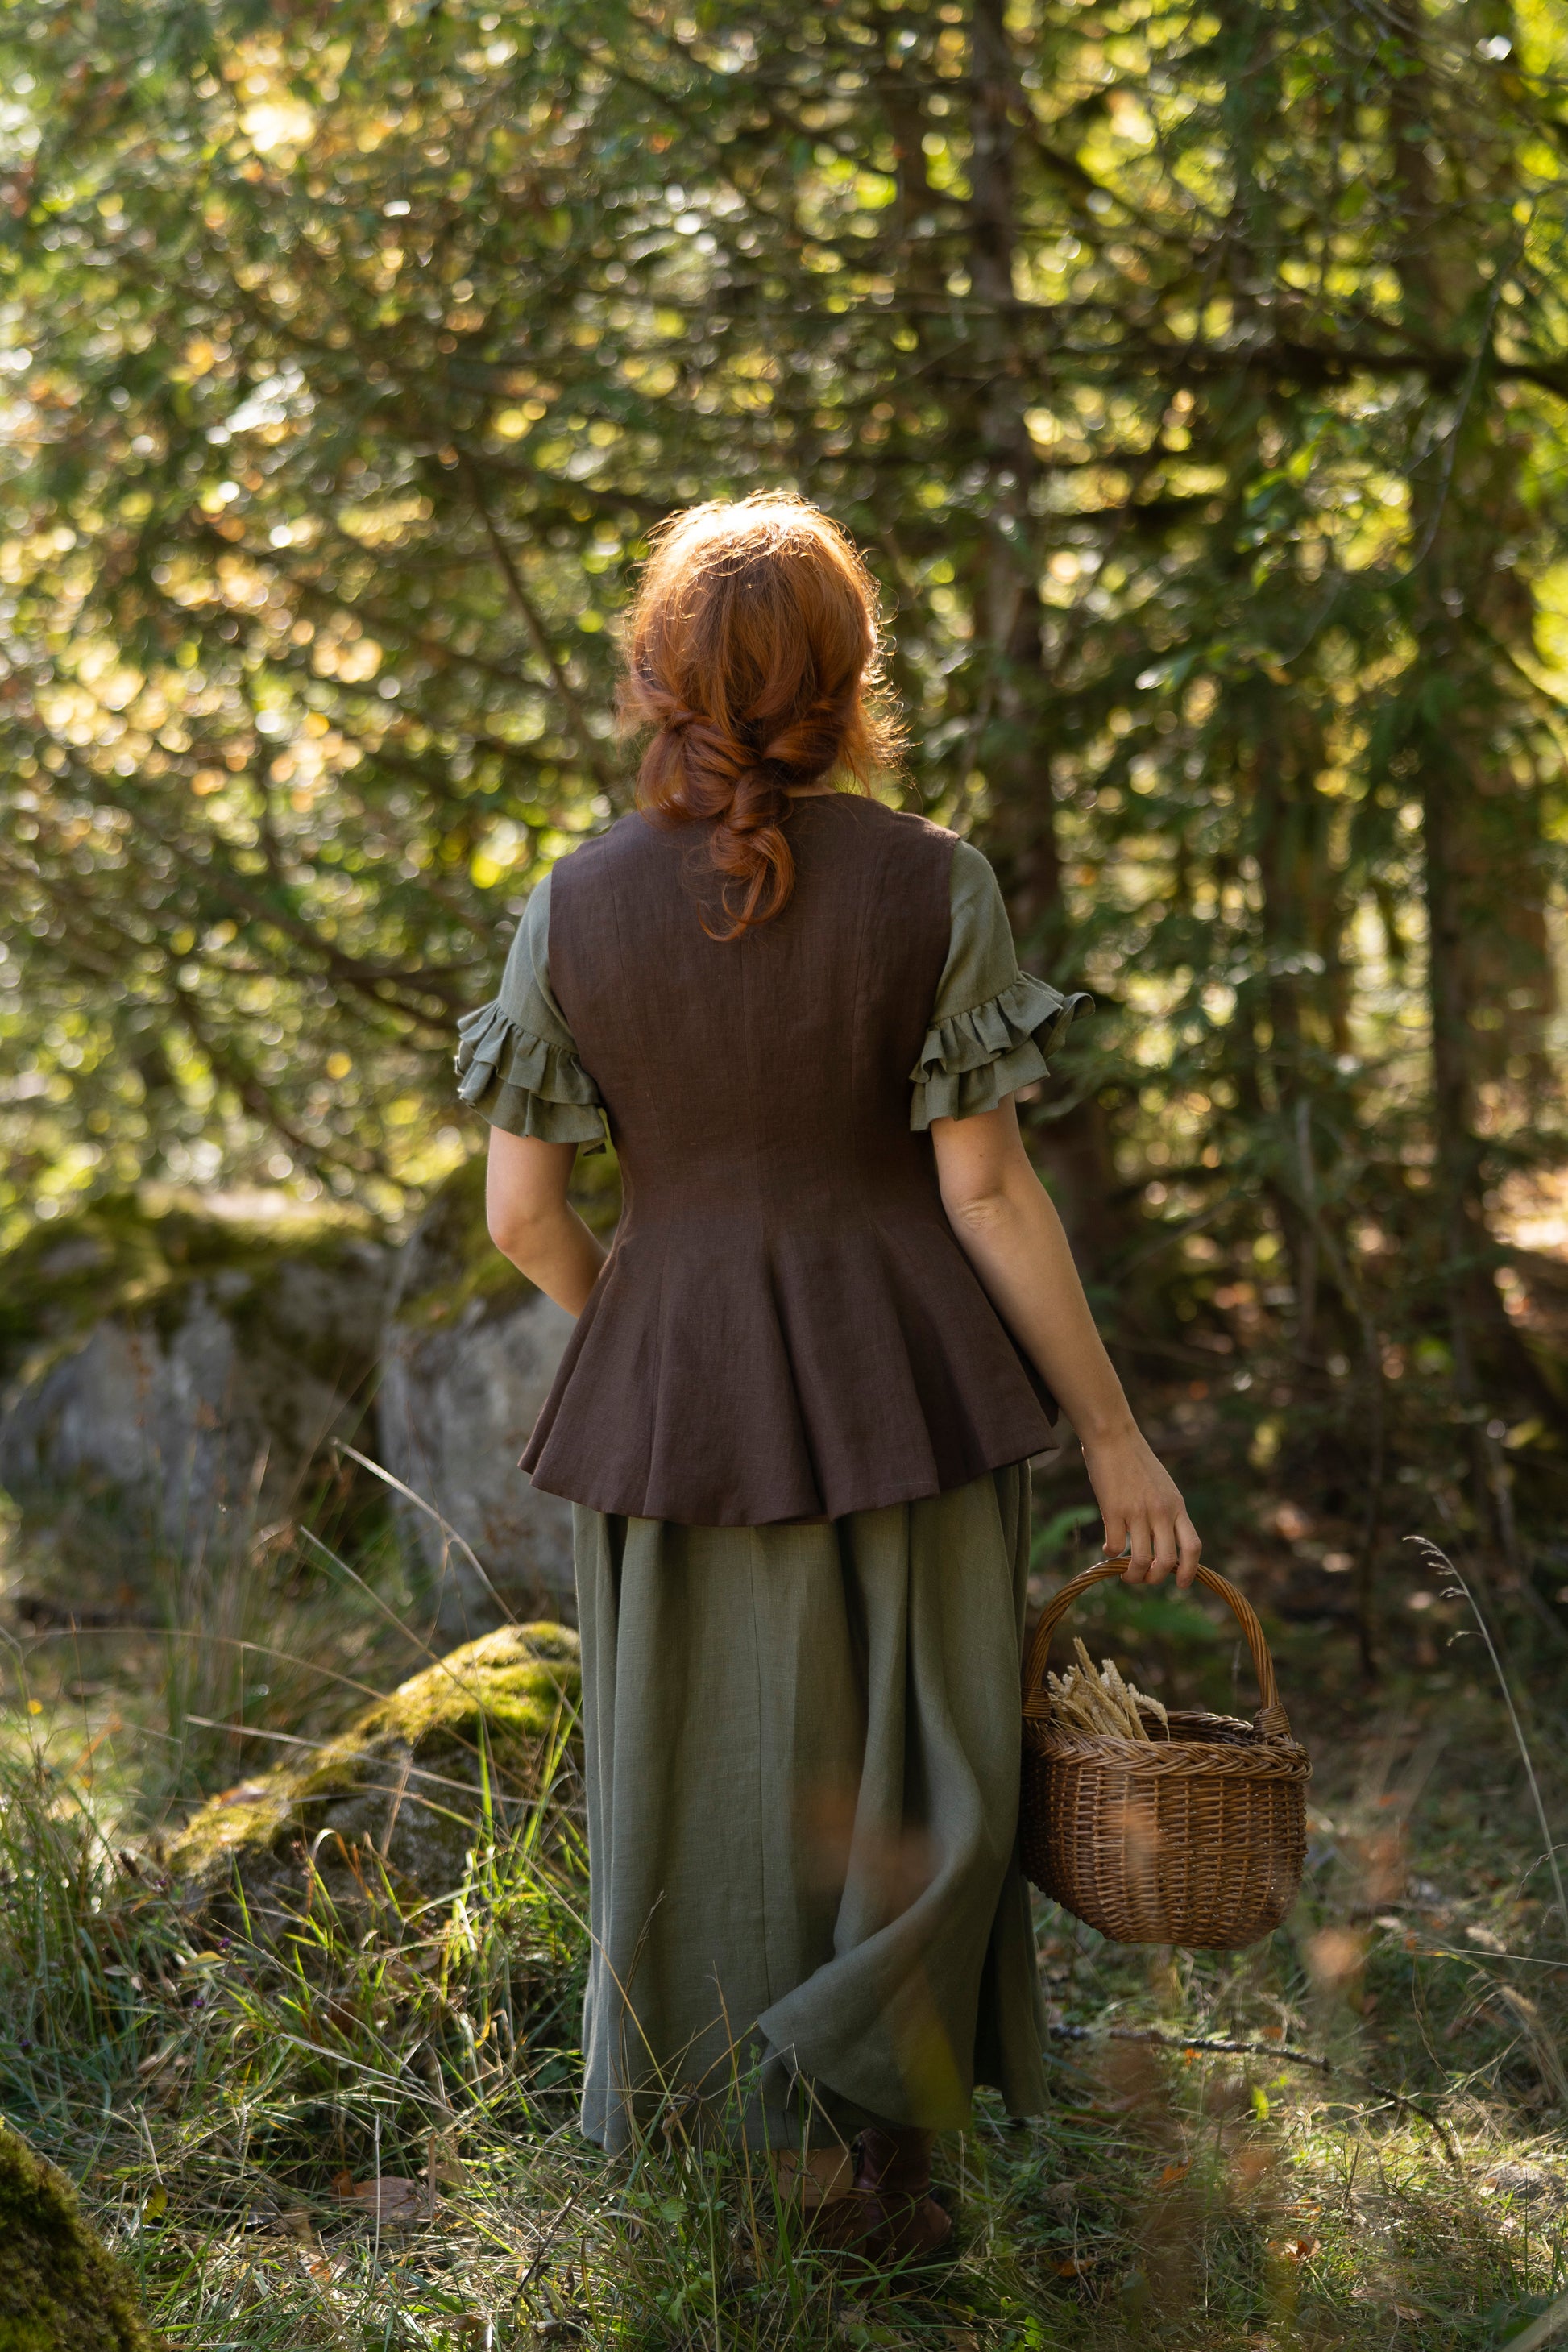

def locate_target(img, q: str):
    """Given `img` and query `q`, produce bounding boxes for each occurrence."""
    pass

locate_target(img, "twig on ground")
[513,2180,593,2297]
[1350,2083,1463,2167]
[1047,2021,1328,2071]
[1046,2022,1462,2164]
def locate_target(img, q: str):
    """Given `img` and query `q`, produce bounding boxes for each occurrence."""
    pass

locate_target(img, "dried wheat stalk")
[1046,1636,1169,1740]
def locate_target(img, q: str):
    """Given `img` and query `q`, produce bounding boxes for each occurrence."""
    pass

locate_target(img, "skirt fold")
[575,1466,1048,2154]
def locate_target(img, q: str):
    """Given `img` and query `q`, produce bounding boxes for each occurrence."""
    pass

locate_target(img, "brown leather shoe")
[808,2126,953,2267]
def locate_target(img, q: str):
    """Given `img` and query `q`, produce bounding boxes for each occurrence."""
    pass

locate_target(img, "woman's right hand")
[1079,1420,1201,1588]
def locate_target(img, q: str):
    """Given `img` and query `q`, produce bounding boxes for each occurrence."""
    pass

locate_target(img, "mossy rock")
[0,2122,153,2352]
[169,1623,580,1932]
[0,1190,387,1386]
[378,1152,620,1633]
[0,1191,391,1566]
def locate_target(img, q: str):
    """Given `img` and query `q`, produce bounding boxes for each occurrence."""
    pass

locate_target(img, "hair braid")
[619,496,903,938]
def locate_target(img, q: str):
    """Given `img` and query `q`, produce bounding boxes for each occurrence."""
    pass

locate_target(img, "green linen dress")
[458,833,1086,2155]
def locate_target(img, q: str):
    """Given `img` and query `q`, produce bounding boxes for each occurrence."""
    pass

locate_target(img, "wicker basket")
[1019,1561,1310,1950]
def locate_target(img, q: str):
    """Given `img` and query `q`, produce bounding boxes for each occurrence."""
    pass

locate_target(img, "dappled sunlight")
[2,0,1567,2342]
[2,1483,1567,2343]
[1495,1168,1568,1263]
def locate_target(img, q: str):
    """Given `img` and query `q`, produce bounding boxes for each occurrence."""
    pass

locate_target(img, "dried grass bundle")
[1046,1636,1169,1742]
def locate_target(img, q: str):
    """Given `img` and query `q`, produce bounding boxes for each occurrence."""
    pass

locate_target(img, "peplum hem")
[910,973,1093,1129]
[454,999,606,1150]
[521,1211,1056,1525]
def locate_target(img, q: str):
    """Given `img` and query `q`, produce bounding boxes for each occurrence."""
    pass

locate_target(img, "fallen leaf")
[337,2174,429,2225]
[142,2184,167,2222]
[1157,2162,1189,2188]
[1271,2235,1320,2263]
[1056,2252,1098,2276]
[214,1781,270,1808]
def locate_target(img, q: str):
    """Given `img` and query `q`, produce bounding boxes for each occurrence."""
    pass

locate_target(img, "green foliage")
[168,1618,582,1910]
[0,1185,379,1371]
[1,0,1566,1571]
[2,1614,1568,2350]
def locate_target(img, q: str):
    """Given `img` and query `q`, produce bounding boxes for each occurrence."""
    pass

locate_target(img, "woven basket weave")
[1020,1561,1310,1950]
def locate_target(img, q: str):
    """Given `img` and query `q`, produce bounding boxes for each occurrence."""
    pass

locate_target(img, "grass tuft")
[2,1502,1567,2346]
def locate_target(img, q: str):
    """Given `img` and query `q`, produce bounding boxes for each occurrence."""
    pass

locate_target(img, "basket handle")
[1021,1559,1293,1740]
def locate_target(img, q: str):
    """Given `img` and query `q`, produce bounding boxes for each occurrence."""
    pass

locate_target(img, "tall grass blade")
[1409,1536,1568,1943]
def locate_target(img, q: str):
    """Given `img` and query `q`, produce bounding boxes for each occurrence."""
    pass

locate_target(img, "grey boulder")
[377,1159,577,1634]
[0,1198,387,1556]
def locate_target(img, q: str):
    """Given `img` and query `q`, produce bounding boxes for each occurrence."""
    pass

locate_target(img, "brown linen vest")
[521,793,1057,1525]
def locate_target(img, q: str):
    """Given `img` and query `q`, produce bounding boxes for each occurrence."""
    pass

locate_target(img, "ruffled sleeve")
[454,871,608,1150]
[910,840,1092,1129]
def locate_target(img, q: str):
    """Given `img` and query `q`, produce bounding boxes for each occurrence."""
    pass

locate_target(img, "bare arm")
[485,1127,606,1316]
[931,1099,1200,1587]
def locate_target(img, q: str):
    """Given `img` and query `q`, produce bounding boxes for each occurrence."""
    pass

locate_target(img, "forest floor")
[1,1465,1566,2352]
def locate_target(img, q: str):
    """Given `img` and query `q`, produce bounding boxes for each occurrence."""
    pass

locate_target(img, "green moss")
[351,1621,580,1749]
[167,1790,296,1886]
[0,2124,152,2352]
[0,1190,384,1379]
[170,1623,581,1914]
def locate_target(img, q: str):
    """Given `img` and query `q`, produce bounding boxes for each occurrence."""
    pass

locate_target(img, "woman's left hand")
[1079,1421,1201,1588]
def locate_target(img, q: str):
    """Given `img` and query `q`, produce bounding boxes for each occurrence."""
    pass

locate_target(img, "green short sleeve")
[454,870,608,1149]
[909,840,1091,1129]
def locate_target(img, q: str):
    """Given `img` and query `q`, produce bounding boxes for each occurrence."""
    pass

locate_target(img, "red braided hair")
[620,492,903,939]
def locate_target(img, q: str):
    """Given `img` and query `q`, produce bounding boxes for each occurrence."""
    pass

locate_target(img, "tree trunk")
[1386,6,1562,1461]
[964,0,1124,1275]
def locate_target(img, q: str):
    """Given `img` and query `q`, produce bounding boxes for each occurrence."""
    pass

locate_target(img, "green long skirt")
[573,1464,1050,2155]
